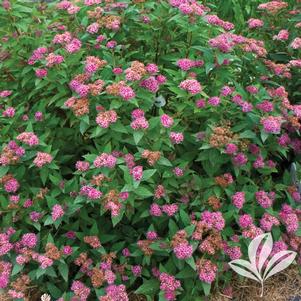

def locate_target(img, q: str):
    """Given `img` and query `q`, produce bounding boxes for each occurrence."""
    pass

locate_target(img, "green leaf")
[135,279,160,295]
[58,262,69,282]
[11,264,24,276]
[0,166,9,178]
[186,257,196,270]
[135,186,153,198]
[143,169,157,181]
[157,157,172,166]
[201,281,211,296]
[133,131,144,144]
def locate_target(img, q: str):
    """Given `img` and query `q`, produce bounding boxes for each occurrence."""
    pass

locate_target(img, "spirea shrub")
[0,0,301,300]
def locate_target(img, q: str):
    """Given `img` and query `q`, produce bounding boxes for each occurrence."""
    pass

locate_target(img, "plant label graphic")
[229,233,297,297]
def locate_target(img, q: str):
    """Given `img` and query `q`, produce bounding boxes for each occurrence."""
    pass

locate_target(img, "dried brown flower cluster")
[65,97,90,117]
[214,174,233,188]
[89,79,105,96]
[45,243,61,260]
[0,146,20,165]
[137,240,153,256]
[106,81,125,96]
[91,268,105,288]
[209,125,235,148]
[199,232,223,255]
[84,236,101,249]
[171,230,188,248]
[90,174,110,186]
[142,150,161,166]
[207,196,221,210]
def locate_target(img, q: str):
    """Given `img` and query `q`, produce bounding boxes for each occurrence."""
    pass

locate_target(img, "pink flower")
[51,204,64,221]
[150,203,162,216]
[247,18,264,29]
[33,152,53,168]
[2,107,15,117]
[131,166,143,181]
[71,281,90,301]
[4,178,19,193]
[146,231,158,240]
[87,22,99,34]
[94,153,117,168]
[131,117,149,130]
[16,132,39,146]
[21,233,37,248]
[232,192,245,209]
[146,63,159,74]
[177,58,195,71]
[273,29,289,41]
[290,37,301,49]
[174,243,193,259]
[119,86,135,100]
[238,214,253,228]
[35,68,48,78]
[255,191,273,208]
[197,259,217,283]
[173,167,183,177]
[233,152,248,166]
[75,161,90,172]
[160,114,174,128]
[170,132,184,144]
[208,96,220,106]
[225,143,238,154]
[179,79,202,95]
[162,204,178,216]
[80,186,102,200]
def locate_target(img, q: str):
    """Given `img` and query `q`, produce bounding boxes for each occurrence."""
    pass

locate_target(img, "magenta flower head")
[160,114,174,128]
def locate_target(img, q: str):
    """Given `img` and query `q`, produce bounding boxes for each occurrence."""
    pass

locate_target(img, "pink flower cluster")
[96,110,118,128]
[71,280,91,301]
[130,109,149,130]
[45,53,64,67]
[160,114,174,128]
[197,259,217,283]
[33,152,53,168]
[173,243,193,259]
[159,272,181,301]
[94,153,117,168]
[261,116,282,133]
[179,79,202,95]
[177,58,204,71]
[205,14,234,31]
[255,191,274,208]
[99,284,128,301]
[51,204,64,221]
[260,213,280,231]
[28,47,48,65]
[231,192,245,209]
[0,261,12,288]
[80,185,102,200]
[279,204,299,233]
[16,132,39,146]
[247,18,264,29]
[170,132,184,144]
[201,211,225,231]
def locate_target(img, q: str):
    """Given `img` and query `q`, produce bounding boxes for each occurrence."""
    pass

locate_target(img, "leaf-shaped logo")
[229,232,297,297]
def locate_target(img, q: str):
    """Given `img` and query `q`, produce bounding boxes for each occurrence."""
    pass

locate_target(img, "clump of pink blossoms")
[33,152,53,168]
[16,132,39,146]
[94,153,117,168]
[52,204,64,221]
[179,79,202,95]
[159,272,181,301]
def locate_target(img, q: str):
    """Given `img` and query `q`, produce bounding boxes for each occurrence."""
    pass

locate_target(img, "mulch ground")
[211,265,301,301]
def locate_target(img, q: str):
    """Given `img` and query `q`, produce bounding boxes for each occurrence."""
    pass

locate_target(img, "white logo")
[229,232,296,297]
